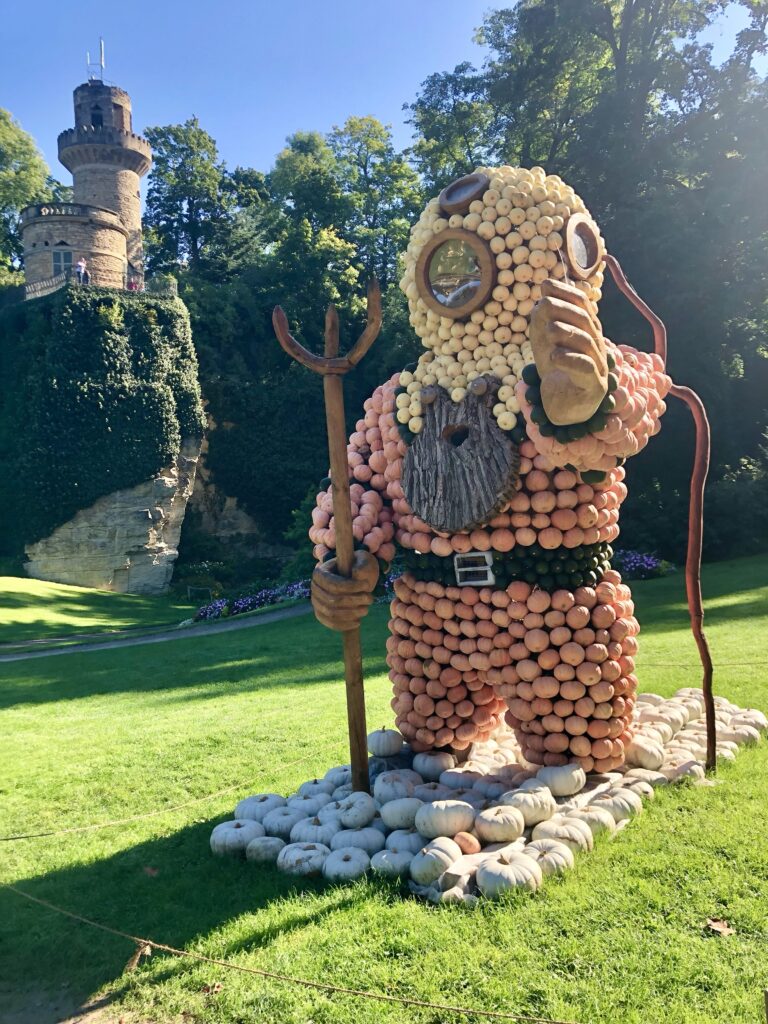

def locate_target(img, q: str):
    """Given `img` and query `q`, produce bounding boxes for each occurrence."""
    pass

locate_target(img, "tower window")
[53,251,73,275]
[91,105,103,128]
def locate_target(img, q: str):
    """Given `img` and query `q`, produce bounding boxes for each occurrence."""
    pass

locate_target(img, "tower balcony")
[58,125,152,176]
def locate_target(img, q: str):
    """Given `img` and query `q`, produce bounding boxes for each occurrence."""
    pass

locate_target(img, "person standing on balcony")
[76,256,86,284]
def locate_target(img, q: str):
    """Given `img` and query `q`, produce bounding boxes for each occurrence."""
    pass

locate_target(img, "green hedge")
[0,285,204,554]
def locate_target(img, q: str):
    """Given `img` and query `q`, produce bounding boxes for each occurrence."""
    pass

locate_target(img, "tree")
[329,116,422,288]
[268,131,351,231]
[0,109,52,270]
[143,118,232,272]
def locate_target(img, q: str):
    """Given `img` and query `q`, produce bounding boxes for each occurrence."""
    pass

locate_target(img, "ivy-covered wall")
[0,285,205,555]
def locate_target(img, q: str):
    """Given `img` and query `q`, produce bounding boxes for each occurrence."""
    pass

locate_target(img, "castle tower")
[20,79,152,294]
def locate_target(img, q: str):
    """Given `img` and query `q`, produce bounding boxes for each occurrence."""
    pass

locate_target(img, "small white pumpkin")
[476,852,542,896]
[624,767,668,787]
[636,692,666,706]
[721,724,760,745]
[413,782,453,802]
[449,787,486,809]
[290,815,339,846]
[210,819,265,856]
[566,806,617,838]
[330,827,385,855]
[410,837,462,885]
[524,838,575,876]
[298,778,336,797]
[317,800,345,824]
[624,735,665,770]
[332,784,354,800]
[234,794,286,822]
[276,842,330,876]
[338,791,377,828]
[367,727,404,757]
[439,768,485,789]
[373,770,423,803]
[323,846,370,881]
[536,764,586,797]
[245,836,286,863]
[371,848,414,877]
[499,782,556,826]
[532,815,593,853]
[385,828,425,854]
[474,805,525,843]
[414,800,475,839]
[287,792,332,816]
[369,813,389,835]
[323,765,352,788]
[413,751,456,781]
[590,787,643,822]
[262,806,310,840]
[379,797,423,830]
[613,777,654,800]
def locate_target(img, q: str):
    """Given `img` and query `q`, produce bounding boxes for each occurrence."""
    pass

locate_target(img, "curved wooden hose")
[605,255,715,771]
[669,384,716,772]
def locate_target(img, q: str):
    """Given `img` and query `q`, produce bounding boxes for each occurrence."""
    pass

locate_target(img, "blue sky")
[1,1,762,181]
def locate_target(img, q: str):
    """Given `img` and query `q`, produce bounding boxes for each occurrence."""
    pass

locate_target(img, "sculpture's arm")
[515,279,672,475]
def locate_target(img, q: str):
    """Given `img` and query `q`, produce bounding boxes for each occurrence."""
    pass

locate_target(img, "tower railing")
[24,270,178,301]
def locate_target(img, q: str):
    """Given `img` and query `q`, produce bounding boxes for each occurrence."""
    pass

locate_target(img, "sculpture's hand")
[311,549,380,632]
[530,279,609,426]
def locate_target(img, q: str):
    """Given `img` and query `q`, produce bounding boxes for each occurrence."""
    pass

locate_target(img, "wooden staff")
[273,281,382,793]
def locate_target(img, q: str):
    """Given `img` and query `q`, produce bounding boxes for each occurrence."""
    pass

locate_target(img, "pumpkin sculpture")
[307,165,694,774]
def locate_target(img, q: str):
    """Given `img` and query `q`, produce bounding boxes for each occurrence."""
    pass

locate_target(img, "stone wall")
[24,439,201,595]
[21,205,128,289]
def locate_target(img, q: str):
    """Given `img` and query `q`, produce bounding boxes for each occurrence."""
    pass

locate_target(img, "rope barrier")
[1,881,585,1024]
[0,755,315,842]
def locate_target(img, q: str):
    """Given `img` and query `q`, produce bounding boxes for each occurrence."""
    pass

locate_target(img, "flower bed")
[195,580,310,622]
[612,549,673,581]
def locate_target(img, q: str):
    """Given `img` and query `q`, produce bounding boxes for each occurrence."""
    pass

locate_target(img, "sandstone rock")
[24,438,200,595]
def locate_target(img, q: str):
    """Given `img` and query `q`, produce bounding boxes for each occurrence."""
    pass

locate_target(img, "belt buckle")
[453,550,495,587]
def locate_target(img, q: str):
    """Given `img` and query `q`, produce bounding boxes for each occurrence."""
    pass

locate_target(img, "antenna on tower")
[86,38,106,81]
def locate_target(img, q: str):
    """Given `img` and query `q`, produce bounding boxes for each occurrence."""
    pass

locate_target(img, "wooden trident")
[273,281,382,793]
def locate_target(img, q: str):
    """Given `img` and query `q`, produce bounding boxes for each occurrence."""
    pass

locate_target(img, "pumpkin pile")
[210,690,765,902]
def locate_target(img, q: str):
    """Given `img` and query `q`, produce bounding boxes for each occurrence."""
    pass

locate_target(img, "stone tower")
[20,79,151,293]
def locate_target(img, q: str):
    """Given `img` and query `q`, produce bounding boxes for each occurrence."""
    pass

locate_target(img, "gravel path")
[0,603,312,663]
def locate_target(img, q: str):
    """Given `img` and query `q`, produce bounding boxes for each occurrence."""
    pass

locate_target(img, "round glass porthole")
[564,213,603,279]
[415,228,496,319]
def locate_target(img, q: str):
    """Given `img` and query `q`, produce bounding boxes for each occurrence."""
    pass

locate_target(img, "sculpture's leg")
[496,572,640,773]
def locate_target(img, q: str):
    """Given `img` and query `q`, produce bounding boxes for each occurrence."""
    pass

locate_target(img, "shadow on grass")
[0,818,363,1016]
[0,608,392,711]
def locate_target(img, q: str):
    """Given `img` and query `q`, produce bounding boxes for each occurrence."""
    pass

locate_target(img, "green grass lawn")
[0,556,766,1024]
[0,576,196,645]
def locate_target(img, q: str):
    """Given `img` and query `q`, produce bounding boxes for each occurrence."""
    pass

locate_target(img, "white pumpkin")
[287,792,332,816]
[323,847,370,881]
[662,759,705,782]
[721,724,760,745]
[449,787,486,809]
[499,783,556,826]
[276,842,330,876]
[413,751,456,781]
[323,765,352,788]
[290,815,339,846]
[474,805,525,844]
[330,827,385,855]
[385,828,426,854]
[414,800,475,839]
[624,735,665,771]
[369,813,389,835]
[298,778,336,797]
[566,806,617,837]
[524,838,575,875]
[338,791,377,828]
[439,768,485,789]
[245,836,285,863]
[373,770,423,803]
[234,794,286,822]
[379,798,423,830]
[410,837,462,885]
[332,784,354,800]
[262,807,310,840]
[590,787,643,822]
[733,709,767,732]
[624,767,668,787]
[413,782,453,802]
[536,764,586,797]
[636,692,666,706]
[371,848,414,877]
[614,777,654,800]
[472,778,509,800]
[532,815,593,853]
[476,852,543,896]
[367,727,404,758]
[210,819,265,856]
[317,800,345,824]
